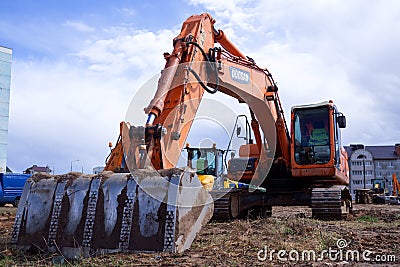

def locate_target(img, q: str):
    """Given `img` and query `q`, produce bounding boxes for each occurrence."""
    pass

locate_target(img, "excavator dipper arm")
[140,13,290,179]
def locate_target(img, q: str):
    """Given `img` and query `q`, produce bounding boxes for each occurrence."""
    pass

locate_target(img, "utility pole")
[70,159,79,172]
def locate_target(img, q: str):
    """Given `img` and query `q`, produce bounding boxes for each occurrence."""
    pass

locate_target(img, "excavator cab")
[185,144,225,190]
[290,101,348,184]
[293,106,331,165]
[371,178,385,194]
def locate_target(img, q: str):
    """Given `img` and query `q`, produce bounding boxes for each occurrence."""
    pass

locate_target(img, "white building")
[348,145,374,192]
[93,166,104,174]
[0,46,12,173]
[345,144,400,198]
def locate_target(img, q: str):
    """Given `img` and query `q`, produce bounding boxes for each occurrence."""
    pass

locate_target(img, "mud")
[130,168,162,180]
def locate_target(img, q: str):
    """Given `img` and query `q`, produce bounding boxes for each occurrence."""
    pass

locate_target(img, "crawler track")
[311,187,352,220]
[210,189,232,220]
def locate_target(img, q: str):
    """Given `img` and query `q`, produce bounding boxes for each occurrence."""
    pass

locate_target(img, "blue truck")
[0,173,31,207]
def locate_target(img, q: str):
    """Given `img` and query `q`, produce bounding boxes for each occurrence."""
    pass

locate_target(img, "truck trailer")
[0,173,31,207]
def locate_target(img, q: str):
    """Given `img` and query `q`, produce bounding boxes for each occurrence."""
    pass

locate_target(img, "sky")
[1,0,399,174]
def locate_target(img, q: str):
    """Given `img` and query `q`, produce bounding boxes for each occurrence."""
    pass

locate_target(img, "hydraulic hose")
[185,41,219,94]
[186,66,218,94]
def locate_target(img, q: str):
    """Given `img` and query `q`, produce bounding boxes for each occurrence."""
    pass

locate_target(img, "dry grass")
[0,205,399,266]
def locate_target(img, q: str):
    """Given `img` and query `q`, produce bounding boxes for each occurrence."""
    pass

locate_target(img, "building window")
[376,171,382,177]
[352,180,362,185]
[365,161,372,166]
[352,170,363,175]
[366,170,373,176]
[388,162,394,167]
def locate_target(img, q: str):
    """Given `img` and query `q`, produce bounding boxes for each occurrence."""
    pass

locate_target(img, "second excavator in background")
[12,13,351,258]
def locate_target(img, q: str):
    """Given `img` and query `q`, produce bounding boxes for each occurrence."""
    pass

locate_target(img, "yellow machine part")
[224,179,238,189]
[197,175,215,191]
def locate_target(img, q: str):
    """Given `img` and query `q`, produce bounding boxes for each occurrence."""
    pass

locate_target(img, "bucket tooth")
[118,177,137,251]
[47,180,67,253]
[163,174,179,252]
[12,169,213,258]
[81,177,101,248]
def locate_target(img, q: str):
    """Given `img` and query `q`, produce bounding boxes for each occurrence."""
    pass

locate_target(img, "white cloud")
[75,29,176,74]
[189,0,400,146]
[7,18,184,173]
[63,20,95,32]
[8,59,135,173]
[115,7,136,17]
[189,0,257,44]
[6,1,400,174]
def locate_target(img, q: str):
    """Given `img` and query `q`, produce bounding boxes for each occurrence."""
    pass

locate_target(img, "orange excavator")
[392,174,400,197]
[12,13,351,258]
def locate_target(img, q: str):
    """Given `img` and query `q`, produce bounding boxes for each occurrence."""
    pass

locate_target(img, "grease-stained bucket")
[11,169,213,259]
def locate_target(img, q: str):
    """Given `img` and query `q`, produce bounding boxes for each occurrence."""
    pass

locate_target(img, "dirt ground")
[0,204,399,266]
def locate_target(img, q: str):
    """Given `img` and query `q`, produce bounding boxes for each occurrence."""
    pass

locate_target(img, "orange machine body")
[106,13,348,191]
[392,173,400,196]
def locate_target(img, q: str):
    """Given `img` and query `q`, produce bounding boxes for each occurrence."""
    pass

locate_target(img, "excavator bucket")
[11,168,213,258]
